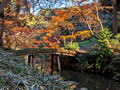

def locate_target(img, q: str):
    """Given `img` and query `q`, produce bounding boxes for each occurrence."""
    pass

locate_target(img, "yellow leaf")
[55,21,58,25]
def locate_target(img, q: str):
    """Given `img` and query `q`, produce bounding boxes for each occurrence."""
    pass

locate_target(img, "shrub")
[0,48,77,89]
[64,42,80,50]
[110,34,120,51]
[76,28,113,72]
[110,56,120,80]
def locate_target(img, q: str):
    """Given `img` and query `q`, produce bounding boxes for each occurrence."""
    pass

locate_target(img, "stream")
[60,70,120,90]
[29,55,120,90]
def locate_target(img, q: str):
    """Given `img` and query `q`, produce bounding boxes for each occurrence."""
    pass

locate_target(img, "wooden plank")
[15,48,87,56]
[77,50,87,53]
[36,52,75,56]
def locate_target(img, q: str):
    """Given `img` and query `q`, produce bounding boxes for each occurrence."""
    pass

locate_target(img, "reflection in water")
[25,55,120,90]
[60,70,120,90]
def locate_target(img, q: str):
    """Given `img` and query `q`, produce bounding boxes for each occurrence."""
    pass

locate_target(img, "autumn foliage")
[4,26,39,49]
[0,0,103,50]
[35,1,100,48]
[0,19,39,49]
[38,33,60,49]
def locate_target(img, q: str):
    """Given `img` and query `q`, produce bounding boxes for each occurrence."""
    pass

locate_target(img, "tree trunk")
[94,0,114,52]
[0,17,4,48]
[0,0,10,48]
[111,0,117,35]
[0,0,10,14]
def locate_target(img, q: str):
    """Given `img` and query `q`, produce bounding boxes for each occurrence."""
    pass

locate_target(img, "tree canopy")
[0,0,119,50]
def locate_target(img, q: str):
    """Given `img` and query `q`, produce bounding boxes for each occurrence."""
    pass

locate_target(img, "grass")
[78,38,98,49]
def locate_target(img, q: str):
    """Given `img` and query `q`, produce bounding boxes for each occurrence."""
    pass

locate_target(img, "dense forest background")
[0,0,119,50]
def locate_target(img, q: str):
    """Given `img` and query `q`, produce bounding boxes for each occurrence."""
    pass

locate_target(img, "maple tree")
[4,26,39,49]
[35,0,102,48]
[0,0,38,49]
[0,18,39,49]
[0,0,114,50]
[0,0,69,49]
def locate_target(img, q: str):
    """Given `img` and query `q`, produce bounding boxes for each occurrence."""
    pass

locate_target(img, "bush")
[110,56,120,80]
[76,53,94,71]
[0,48,32,75]
[0,48,76,89]
[76,28,113,72]
[64,42,80,50]
[110,34,120,51]
[0,70,76,89]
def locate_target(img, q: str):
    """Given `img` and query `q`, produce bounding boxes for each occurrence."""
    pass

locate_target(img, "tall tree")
[99,0,118,35]
[111,0,117,35]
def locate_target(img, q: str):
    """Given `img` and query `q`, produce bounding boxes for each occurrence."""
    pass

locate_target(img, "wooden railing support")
[28,55,31,65]
[31,55,35,71]
[28,55,35,71]
[51,54,55,75]
[57,55,61,71]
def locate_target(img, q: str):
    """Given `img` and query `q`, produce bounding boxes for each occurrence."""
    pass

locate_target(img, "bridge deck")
[15,48,86,56]
[15,48,87,73]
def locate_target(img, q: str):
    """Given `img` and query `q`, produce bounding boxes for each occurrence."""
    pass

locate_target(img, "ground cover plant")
[0,48,76,89]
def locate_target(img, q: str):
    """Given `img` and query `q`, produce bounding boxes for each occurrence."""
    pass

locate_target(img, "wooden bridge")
[15,48,86,74]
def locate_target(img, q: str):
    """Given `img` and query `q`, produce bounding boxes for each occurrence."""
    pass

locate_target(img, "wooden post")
[57,55,61,71]
[28,55,35,71]
[28,55,31,65]
[32,55,35,71]
[51,54,54,75]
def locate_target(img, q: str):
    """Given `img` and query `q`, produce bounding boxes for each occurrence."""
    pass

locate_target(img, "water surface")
[60,70,120,90]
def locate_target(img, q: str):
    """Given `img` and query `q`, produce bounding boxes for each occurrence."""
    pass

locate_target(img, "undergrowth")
[0,48,76,89]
